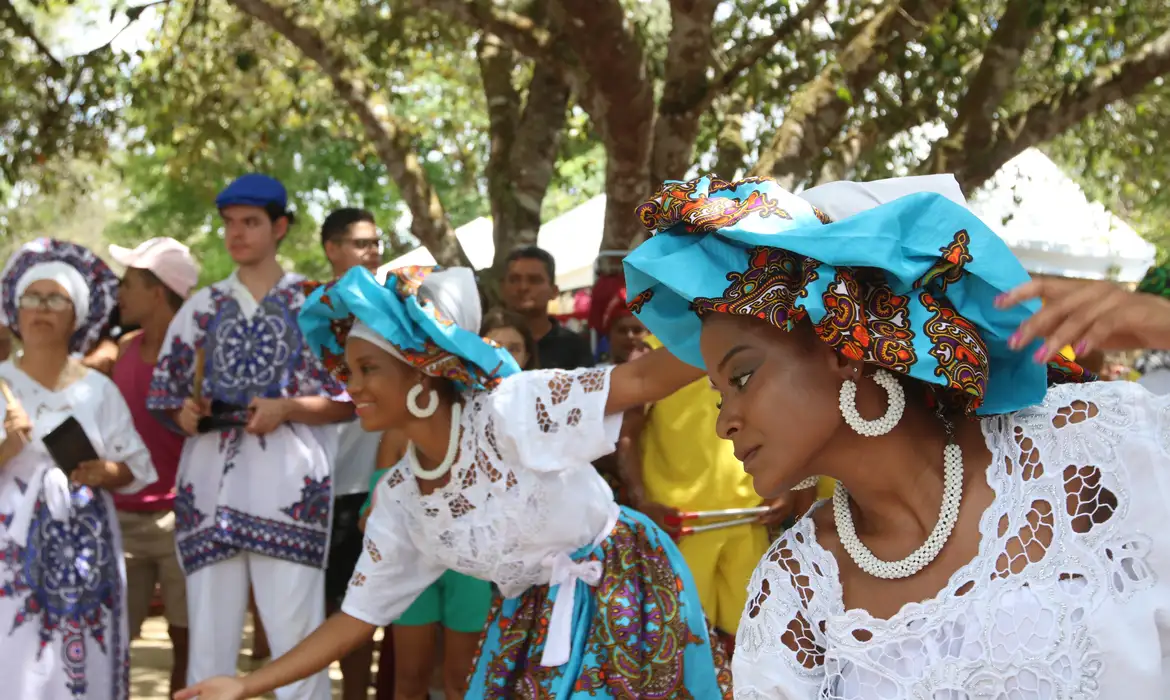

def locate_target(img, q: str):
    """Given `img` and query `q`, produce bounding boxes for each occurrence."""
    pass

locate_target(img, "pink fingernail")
[1009,332,1022,350]
[1033,346,1049,363]
[995,294,1007,308]
[1074,341,1088,356]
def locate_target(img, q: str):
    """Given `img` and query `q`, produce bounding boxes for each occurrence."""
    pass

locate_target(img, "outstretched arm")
[605,347,704,415]
[998,277,1170,361]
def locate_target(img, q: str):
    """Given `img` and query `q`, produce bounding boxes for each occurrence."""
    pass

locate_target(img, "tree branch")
[0,0,64,76]
[227,0,467,266]
[694,0,829,115]
[751,0,953,184]
[816,88,945,184]
[924,0,1042,172]
[404,0,574,77]
[953,26,1170,191]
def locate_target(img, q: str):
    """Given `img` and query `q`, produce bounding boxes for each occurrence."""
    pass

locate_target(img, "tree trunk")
[478,29,570,281]
[713,94,749,179]
[227,0,468,266]
[648,0,720,188]
[555,0,657,251]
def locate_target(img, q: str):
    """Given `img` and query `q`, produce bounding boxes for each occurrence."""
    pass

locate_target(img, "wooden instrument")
[0,379,29,444]
[193,347,205,403]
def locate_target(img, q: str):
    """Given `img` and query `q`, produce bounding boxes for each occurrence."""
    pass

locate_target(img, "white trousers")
[186,552,330,700]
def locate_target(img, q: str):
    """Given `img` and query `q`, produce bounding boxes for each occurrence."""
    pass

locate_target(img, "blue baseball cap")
[215,174,288,210]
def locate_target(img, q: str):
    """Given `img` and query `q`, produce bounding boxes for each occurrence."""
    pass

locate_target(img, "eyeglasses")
[19,293,73,312]
[344,238,385,253]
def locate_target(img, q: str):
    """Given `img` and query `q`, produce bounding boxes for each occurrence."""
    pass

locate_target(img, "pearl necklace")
[406,401,462,480]
[833,441,964,580]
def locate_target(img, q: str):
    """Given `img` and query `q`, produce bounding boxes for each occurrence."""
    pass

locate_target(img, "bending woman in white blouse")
[178,264,731,700]
[622,174,1170,699]
[0,239,157,700]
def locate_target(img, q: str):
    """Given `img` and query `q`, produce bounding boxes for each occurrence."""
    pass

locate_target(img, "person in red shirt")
[108,237,200,697]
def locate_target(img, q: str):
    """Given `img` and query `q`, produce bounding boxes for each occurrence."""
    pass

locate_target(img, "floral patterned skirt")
[466,507,733,699]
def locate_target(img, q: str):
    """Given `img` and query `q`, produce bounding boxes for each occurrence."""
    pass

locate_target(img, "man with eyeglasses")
[315,207,390,699]
[322,208,385,274]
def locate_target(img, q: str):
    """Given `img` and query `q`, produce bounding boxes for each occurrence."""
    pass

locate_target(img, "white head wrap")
[798,174,968,221]
[15,261,91,330]
[416,267,481,334]
[347,266,482,363]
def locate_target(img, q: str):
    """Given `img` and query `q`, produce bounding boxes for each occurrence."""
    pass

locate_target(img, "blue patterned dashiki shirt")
[146,271,347,574]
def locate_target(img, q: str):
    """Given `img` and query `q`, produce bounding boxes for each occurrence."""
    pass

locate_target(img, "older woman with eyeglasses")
[0,238,157,700]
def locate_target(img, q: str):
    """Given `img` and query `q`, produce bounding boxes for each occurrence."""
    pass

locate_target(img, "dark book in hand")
[196,399,250,434]
[42,416,99,478]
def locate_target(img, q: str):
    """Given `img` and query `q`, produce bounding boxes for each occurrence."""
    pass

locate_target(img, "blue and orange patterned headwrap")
[624,176,1093,416]
[298,265,520,392]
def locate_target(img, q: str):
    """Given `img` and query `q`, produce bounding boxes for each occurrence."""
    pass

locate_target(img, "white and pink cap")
[108,238,200,298]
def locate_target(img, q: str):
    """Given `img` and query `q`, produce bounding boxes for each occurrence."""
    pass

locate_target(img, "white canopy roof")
[967,148,1154,282]
[380,216,496,273]
[384,148,1154,288]
[380,195,607,290]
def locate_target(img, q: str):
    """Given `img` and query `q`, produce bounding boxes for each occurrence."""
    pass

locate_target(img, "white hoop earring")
[840,368,905,437]
[406,383,439,419]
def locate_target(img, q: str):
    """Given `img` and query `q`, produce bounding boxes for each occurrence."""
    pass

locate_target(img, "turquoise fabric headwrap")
[298,265,520,392]
[623,176,1093,415]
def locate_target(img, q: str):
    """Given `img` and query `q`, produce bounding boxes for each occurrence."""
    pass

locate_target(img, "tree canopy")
[2,0,1169,275]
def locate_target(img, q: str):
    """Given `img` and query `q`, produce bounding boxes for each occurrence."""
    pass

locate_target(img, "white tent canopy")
[380,195,607,290]
[967,148,1154,283]
[384,148,1155,289]
[380,216,496,273]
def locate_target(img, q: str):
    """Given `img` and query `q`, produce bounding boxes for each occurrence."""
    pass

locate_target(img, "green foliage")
[1046,81,1170,255]
[4,0,1170,265]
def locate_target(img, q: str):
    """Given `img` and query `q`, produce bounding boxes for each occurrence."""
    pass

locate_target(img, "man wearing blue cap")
[146,174,352,700]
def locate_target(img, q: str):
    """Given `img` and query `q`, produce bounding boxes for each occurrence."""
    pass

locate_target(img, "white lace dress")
[342,366,621,623]
[734,381,1170,699]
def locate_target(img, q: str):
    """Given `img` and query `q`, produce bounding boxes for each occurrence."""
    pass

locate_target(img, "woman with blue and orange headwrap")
[177,265,731,700]
[623,174,1170,699]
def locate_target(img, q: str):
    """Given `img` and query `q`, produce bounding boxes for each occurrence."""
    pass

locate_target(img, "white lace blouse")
[734,380,1170,699]
[342,367,622,626]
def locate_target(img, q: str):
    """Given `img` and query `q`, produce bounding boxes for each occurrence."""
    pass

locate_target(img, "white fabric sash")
[539,502,621,667]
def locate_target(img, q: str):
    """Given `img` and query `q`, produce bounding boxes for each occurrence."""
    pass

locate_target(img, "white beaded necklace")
[406,401,462,481]
[833,439,964,580]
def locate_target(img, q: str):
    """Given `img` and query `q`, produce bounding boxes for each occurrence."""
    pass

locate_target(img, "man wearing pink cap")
[108,237,200,697]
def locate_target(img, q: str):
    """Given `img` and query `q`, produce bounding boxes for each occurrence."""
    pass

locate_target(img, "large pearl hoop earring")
[406,383,439,419]
[840,368,905,437]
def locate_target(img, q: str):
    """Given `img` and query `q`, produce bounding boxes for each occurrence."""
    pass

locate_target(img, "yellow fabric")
[639,336,763,512]
[816,477,836,501]
[676,524,769,634]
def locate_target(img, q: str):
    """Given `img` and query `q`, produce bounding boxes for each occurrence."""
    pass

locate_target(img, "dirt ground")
[129,616,447,700]
[129,615,351,700]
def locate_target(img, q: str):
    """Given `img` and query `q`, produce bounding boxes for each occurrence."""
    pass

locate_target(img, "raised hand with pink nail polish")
[997,276,1170,361]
